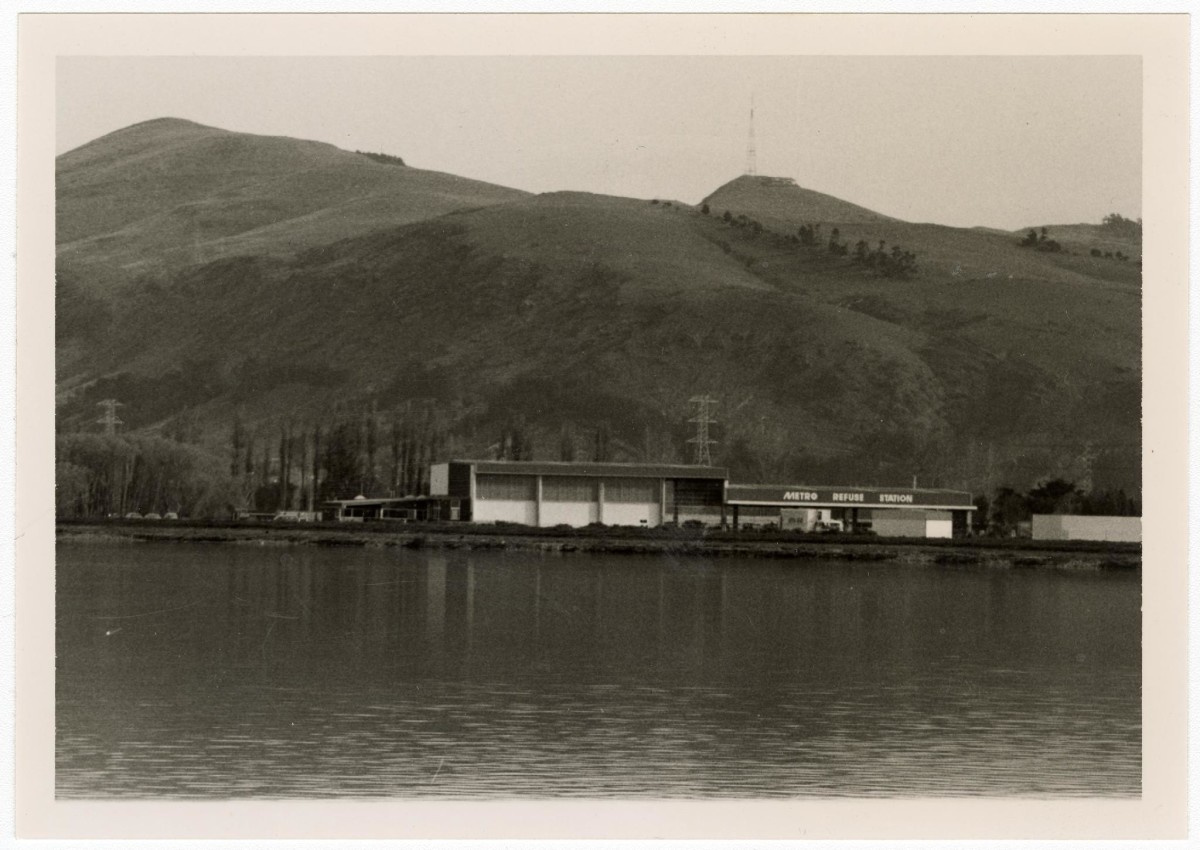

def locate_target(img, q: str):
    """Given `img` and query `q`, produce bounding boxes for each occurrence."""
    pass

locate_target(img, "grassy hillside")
[56,118,530,294]
[703,174,896,229]
[56,157,1141,495]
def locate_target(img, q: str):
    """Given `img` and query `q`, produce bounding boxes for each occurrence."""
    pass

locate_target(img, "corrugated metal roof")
[450,460,729,480]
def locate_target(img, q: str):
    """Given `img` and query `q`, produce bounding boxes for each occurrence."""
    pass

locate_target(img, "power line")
[687,395,718,466]
[96,399,124,435]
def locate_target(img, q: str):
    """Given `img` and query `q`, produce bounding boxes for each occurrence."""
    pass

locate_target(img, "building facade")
[322,461,977,538]
[724,483,976,538]
[326,495,463,523]
[1031,514,1141,543]
[429,460,728,528]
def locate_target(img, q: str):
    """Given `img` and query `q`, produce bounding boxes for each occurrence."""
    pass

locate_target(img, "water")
[56,541,1140,798]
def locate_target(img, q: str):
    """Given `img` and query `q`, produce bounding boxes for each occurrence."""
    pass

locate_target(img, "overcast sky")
[57,55,1141,230]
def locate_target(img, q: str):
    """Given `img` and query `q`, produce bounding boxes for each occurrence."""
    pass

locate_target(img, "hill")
[702,174,896,230]
[56,117,530,294]
[56,147,1142,501]
[1011,221,1142,261]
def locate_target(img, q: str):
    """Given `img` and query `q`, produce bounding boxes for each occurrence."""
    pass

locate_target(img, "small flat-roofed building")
[429,460,728,528]
[725,483,976,538]
[1032,514,1140,543]
[326,494,464,523]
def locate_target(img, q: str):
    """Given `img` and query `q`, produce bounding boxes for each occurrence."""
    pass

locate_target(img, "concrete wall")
[604,502,660,527]
[1032,514,1141,542]
[473,499,537,526]
[925,517,953,539]
[540,500,599,527]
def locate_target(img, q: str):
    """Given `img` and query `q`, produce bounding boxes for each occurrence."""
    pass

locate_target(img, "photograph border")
[13,10,1190,842]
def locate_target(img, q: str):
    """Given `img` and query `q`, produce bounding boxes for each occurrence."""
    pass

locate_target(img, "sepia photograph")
[12,10,1190,843]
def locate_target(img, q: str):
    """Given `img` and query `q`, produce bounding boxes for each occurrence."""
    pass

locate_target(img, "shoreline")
[56,521,1141,570]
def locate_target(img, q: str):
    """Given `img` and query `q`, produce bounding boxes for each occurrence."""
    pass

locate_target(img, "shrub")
[356,150,406,167]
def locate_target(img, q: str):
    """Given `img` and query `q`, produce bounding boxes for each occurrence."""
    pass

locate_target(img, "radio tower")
[745,94,757,176]
[687,395,718,466]
[96,399,124,435]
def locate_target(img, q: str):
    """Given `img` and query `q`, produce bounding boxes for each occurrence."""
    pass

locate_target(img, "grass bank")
[56,519,1140,570]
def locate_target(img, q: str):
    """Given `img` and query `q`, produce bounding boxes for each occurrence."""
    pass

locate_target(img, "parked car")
[163,512,179,520]
[144,512,162,520]
[123,512,142,520]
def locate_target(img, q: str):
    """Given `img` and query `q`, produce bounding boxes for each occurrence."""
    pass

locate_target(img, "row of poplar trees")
[230,403,447,513]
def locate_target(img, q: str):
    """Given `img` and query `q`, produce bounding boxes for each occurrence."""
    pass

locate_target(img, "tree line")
[973,478,1139,536]
[235,403,450,512]
[57,432,239,519]
[1018,216,1141,264]
[697,203,920,279]
[57,401,452,519]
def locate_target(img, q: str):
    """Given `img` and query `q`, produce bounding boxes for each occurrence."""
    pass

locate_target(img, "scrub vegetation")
[55,119,1142,517]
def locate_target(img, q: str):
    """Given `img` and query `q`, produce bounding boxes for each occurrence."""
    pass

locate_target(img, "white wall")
[925,519,953,539]
[472,499,537,526]
[540,501,598,527]
[1032,514,1141,542]
[604,502,660,527]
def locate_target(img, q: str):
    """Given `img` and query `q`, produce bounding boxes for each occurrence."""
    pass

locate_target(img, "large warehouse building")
[323,460,977,538]
[724,483,976,538]
[429,460,728,527]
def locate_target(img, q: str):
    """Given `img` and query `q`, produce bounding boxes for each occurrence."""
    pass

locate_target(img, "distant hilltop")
[703,173,896,229]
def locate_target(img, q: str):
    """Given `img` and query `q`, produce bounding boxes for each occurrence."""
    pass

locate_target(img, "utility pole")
[96,399,124,435]
[687,395,718,466]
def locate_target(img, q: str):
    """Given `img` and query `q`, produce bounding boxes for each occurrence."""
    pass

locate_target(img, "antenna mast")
[687,395,718,466]
[746,95,757,176]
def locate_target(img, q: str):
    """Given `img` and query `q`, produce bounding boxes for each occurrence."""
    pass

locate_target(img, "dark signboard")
[726,484,975,508]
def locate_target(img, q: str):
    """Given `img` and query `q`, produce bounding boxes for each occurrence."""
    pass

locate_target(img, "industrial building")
[724,483,975,538]
[321,460,978,539]
[428,460,728,527]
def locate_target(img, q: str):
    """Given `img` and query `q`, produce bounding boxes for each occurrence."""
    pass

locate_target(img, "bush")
[356,151,406,167]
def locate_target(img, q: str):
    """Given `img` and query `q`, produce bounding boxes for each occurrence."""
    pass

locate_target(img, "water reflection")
[56,543,1140,798]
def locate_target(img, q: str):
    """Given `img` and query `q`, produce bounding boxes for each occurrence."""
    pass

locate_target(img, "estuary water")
[56,541,1140,798]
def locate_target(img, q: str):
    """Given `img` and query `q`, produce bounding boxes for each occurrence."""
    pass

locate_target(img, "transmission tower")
[96,398,124,435]
[745,94,757,176]
[687,395,718,466]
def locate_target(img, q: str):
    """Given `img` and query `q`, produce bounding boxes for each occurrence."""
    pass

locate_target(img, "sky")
[56,55,1141,230]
